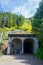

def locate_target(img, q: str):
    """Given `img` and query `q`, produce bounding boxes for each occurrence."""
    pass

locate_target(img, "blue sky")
[0,0,41,18]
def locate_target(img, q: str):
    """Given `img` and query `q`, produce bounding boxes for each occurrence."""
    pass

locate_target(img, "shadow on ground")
[12,54,43,65]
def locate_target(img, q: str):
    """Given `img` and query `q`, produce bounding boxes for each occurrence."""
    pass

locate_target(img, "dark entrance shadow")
[2,47,7,55]
[24,38,34,54]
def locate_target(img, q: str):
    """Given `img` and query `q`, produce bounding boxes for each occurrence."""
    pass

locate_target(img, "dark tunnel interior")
[24,38,34,54]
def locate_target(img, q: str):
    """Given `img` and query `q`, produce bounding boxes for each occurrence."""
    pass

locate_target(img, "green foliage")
[0,42,3,50]
[16,15,25,28]
[31,0,43,59]
[0,12,25,28]
[0,35,4,50]
[0,12,32,33]
[35,48,43,59]
[20,20,32,33]
[0,28,2,32]
[0,52,3,56]
[32,0,43,47]
[0,29,6,49]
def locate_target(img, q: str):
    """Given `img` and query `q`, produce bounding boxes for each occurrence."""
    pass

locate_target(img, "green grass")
[0,52,3,57]
[35,48,43,60]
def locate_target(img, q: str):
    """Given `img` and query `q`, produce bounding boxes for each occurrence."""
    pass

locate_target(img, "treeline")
[29,0,43,59]
[0,12,25,28]
[32,0,43,48]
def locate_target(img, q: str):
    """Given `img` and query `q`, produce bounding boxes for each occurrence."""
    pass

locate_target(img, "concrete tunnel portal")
[7,34,39,55]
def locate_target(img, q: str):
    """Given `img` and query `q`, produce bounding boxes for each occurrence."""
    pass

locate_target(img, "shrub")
[0,52,3,56]
[0,28,2,32]
[3,27,10,31]
[20,21,32,33]
[35,48,43,59]
[9,27,16,31]
[0,42,3,50]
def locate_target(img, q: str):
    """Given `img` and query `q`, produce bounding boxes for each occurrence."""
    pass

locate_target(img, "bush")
[3,27,10,31]
[35,48,43,59]
[9,27,16,31]
[20,21,32,33]
[0,28,2,32]
[0,42,3,50]
[0,52,3,56]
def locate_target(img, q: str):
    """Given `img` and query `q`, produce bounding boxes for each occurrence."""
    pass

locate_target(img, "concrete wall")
[7,37,39,55]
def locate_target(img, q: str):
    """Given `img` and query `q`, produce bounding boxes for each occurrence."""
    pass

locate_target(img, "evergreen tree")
[32,0,43,47]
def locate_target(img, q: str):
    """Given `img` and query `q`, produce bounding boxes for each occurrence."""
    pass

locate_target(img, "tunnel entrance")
[24,38,34,54]
[10,38,22,55]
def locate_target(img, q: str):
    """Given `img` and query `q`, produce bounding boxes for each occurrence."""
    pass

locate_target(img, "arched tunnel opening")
[10,38,22,55]
[24,38,34,54]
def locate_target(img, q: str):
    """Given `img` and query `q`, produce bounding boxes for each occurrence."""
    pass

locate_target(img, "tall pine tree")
[32,0,43,47]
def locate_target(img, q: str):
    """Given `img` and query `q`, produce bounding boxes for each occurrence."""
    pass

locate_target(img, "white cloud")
[0,0,41,18]
[12,6,28,18]
[12,0,41,18]
[12,6,35,18]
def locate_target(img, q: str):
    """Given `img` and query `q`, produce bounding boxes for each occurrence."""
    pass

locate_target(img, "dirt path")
[0,54,43,65]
